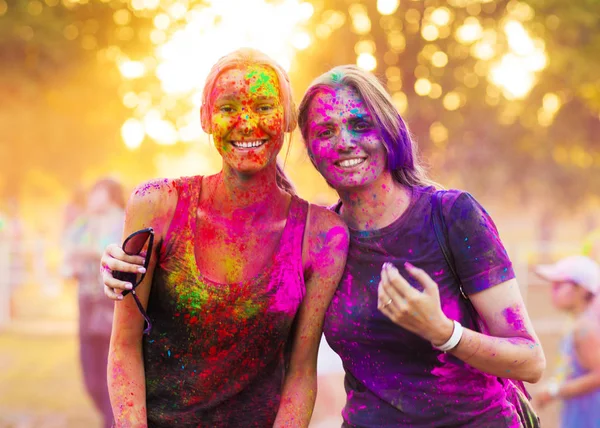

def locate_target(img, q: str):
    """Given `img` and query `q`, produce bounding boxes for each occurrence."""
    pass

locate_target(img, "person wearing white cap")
[534,255,600,427]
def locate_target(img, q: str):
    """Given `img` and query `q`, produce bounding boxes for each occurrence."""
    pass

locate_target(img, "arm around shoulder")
[273,205,349,428]
[108,178,178,426]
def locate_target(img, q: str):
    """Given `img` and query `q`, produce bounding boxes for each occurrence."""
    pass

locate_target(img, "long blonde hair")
[298,65,437,189]
[200,48,297,193]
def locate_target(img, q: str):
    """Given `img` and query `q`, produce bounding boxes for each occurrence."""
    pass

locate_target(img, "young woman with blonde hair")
[100,49,348,427]
[297,65,545,427]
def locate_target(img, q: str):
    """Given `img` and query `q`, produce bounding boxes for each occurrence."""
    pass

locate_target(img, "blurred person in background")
[2,198,26,320]
[99,48,348,427]
[583,228,600,264]
[296,65,545,427]
[64,178,125,428]
[61,185,87,281]
[534,255,600,428]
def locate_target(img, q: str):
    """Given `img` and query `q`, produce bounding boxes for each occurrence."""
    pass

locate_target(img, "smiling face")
[209,64,285,174]
[305,86,389,190]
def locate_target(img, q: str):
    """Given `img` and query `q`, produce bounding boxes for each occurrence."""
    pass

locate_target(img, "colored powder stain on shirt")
[142,176,308,427]
[325,186,521,427]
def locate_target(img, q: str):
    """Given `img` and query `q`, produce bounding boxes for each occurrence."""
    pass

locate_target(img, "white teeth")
[338,158,365,168]
[232,140,265,149]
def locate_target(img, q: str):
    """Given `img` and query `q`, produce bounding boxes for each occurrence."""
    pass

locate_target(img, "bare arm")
[106,179,177,427]
[547,318,600,401]
[273,207,349,428]
[379,266,545,383]
[445,278,545,383]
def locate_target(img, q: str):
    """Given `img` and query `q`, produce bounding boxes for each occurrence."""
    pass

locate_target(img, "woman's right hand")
[100,243,147,300]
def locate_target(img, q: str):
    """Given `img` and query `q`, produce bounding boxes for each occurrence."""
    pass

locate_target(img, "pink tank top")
[142,175,308,427]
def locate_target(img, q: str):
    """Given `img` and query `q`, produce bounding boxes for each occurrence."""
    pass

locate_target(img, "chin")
[326,174,380,191]
[227,158,272,175]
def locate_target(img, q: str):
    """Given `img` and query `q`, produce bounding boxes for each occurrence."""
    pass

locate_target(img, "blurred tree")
[294,0,600,212]
[0,0,153,201]
[0,0,598,218]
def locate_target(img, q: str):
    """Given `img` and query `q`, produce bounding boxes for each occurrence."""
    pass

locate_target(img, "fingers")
[101,243,146,275]
[104,284,124,301]
[100,243,146,301]
[102,268,133,292]
[106,243,146,266]
[381,263,421,301]
[404,262,440,297]
[378,266,408,314]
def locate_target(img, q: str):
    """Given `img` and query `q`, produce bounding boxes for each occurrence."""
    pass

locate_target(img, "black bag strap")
[430,191,535,406]
[430,191,468,300]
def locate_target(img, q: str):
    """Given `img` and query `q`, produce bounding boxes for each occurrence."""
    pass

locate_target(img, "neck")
[211,163,286,215]
[569,300,591,317]
[337,171,411,231]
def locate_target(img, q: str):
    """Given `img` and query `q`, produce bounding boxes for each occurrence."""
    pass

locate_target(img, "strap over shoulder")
[430,190,468,300]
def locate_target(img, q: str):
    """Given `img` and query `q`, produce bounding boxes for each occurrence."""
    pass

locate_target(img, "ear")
[285,114,297,133]
[200,104,211,133]
[285,100,298,133]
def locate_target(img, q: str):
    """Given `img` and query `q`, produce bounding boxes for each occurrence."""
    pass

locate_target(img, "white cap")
[535,255,600,295]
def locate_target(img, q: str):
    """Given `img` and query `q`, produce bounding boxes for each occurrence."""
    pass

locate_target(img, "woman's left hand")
[378,262,454,346]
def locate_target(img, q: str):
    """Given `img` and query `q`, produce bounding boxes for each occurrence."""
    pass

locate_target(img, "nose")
[238,110,259,134]
[334,128,358,151]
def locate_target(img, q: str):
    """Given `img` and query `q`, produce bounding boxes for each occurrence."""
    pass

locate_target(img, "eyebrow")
[313,115,372,127]
[214,94,239,103]
[213,94,278,104]
[347,114,371,123]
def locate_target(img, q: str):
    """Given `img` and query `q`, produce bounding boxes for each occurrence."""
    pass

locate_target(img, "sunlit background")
[1,0,600,426]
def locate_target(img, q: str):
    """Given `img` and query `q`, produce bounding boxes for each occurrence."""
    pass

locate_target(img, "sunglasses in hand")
[113,227,154,334]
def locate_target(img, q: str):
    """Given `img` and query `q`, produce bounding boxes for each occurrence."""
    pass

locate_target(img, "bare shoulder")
[306,203,349,251]
[303,203,349,283]
[125,178,179,235]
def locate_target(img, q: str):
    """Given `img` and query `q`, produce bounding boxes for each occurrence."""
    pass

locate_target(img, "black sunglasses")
[113,227,154,335]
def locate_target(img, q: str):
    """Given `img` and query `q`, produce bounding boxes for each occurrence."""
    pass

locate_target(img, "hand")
[378,262,454,345]
[100,243,146,301]
[533,388,555,410]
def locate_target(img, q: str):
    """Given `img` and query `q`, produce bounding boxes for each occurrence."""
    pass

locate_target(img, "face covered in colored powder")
[210,64,285,175]
[305,86,388,190]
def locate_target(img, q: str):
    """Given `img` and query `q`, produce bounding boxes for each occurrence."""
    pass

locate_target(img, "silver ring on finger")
[383,297,393,308]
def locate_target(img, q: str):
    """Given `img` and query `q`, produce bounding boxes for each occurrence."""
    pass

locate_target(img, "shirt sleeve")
[442,191,515,295]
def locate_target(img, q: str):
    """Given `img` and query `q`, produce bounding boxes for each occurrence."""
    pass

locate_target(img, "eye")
[317,129,334,138]
[353,121,371,132]
[219,105,235,113]
[257,104,274,113]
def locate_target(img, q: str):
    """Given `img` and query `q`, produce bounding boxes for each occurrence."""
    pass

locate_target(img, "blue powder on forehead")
[350,108,363,118]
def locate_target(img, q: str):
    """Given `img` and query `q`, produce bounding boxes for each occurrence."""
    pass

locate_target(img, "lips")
[230,140,267,149]
[335,157,366,168]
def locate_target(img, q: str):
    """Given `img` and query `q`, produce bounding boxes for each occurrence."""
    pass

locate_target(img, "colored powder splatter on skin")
[306,86,387,192]
[246,67,278,96]
[502,306,526,332]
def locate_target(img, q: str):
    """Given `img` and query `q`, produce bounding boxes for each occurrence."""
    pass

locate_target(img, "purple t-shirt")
[323,186,520,427]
